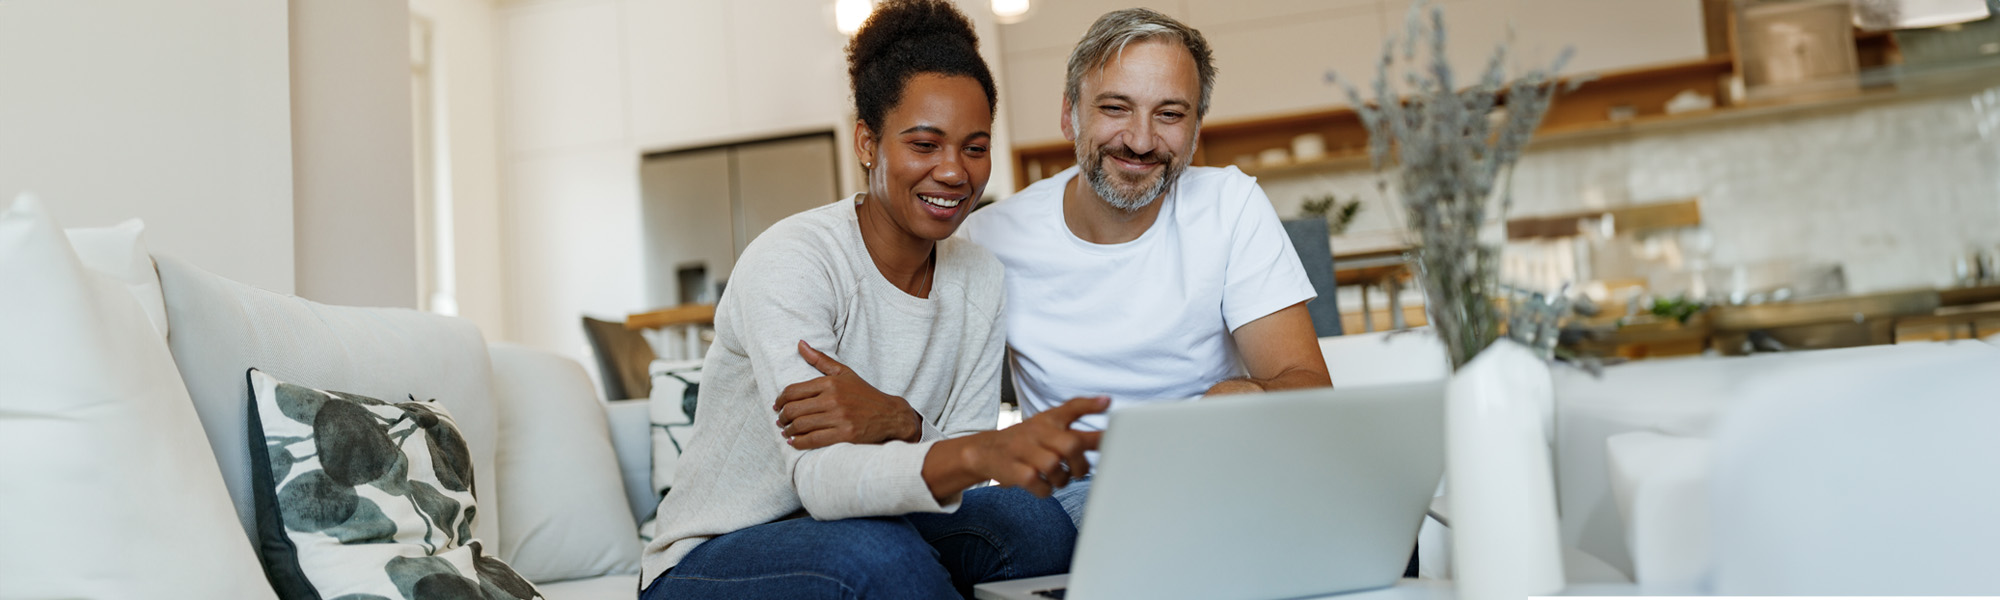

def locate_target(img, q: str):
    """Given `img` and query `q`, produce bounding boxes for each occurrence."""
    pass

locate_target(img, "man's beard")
[1077,142,1185,213]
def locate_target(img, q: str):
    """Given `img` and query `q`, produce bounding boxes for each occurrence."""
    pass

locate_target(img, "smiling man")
[959,8,1332,525]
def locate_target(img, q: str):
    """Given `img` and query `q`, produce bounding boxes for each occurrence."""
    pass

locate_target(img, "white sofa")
[1,199,655,600]
[158,254,656,600]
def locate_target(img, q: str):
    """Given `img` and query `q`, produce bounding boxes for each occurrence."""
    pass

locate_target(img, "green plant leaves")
[322,496,396,544]
[420,414,474,494]
[316,398,400,487]
[387,556,457,599]
[411,574,485,600]
[279,469,358,532]
[385,553,529,600]
[267,438,297,483]
[276,382,327,425]
[408,480,462,548]
[471,541,540,600]
[457,506,476,544]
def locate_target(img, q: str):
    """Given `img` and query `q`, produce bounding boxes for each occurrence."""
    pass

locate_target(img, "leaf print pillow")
[244,369,542,600]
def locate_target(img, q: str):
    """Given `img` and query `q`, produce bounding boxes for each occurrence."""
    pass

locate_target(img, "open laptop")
[974,381,1445,600]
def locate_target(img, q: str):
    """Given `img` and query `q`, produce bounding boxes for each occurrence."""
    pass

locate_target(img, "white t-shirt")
[959,165,1316,428]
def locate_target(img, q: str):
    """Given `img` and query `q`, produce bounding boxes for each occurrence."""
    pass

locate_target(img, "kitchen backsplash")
[1258,84,2000,297]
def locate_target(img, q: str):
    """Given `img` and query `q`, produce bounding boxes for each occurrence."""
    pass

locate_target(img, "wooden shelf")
[626,304,716,330]
[1236,152,1374,178]
[1013,55,1736,188]
[1506,198,1702,240]
[1007,7,1988,190]
[1941,285,2000,307]
[1708,290,1939,331]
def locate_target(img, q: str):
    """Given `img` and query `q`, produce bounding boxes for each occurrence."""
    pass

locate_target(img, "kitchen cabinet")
[639,134,839,308]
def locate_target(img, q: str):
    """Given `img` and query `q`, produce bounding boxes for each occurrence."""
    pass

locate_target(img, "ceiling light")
[992,0,1032,24]
[834,0,873,36]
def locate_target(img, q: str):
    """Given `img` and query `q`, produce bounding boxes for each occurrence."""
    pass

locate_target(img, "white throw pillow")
[64,218,168,339]
[1604,431,1713,591]
[0,194,277,599]
[245,369,543,599]
[488,344,642,582]
[649,359,701,502]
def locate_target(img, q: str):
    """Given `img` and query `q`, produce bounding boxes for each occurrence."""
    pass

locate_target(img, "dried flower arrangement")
[1330,0,1584,370]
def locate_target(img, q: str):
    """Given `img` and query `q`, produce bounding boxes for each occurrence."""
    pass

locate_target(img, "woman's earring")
[863,162,873,170]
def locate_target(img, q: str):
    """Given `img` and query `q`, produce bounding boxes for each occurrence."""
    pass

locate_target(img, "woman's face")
[858,73,993,243]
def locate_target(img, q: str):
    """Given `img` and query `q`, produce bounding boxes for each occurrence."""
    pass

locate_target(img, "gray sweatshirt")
[641,196,1007,585]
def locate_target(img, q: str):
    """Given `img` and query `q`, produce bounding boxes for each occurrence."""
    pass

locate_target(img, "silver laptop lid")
[1065,381,1445,600]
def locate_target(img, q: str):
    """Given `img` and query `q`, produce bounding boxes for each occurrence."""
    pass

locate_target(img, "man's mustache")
[1099,145,1170,166]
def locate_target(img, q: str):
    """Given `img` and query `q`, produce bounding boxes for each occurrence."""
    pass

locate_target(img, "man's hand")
[924,396,1108,499]
[774,341,923,450]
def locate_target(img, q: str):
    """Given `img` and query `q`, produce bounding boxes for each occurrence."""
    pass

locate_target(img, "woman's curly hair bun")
[846,0,998,134]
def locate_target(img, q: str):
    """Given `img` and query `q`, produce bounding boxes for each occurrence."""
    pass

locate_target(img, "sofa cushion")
[487,343,642,582]
[536,573,642,600]
[246,369,542,599]
[604,398,658,528]
[64,218,168,339]
[156,254,502,552]
[0,196,276,599]
[1709,341,2000,595]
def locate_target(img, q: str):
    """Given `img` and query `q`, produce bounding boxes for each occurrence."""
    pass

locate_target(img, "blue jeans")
[642,486,1076,599]
[1052,476,1091,529]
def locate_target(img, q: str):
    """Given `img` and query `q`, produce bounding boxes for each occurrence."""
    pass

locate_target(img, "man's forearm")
[1208,366,1332,396]
[1254,366,1331,391]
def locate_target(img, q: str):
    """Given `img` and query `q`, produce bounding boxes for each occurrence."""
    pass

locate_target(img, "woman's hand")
[774,341,923,450]
[924,396,1109,499]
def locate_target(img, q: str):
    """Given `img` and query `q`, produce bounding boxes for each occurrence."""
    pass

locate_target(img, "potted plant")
[1298,194,1364,235]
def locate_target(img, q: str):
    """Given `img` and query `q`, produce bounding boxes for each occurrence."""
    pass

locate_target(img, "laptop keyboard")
[1032,588,1068,599]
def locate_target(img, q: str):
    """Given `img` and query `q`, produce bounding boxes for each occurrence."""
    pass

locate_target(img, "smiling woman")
[637,1,1106,599]
[853,73,993,296]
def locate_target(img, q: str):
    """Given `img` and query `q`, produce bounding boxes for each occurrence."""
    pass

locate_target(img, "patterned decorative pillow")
[245,369,543,600]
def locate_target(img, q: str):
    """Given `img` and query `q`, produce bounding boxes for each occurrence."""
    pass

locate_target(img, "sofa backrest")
[155,254,502,551]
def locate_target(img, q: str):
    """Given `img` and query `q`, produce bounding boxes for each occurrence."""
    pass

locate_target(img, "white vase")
[1446,339,1565,600]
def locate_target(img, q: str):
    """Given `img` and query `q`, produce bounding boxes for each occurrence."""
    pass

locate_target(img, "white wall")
[0,0,425,307]
[496,0,1029,365]
[414,0,512,341]
[0,0,296,293]
[290,0,419,309]
[498,0,645,366]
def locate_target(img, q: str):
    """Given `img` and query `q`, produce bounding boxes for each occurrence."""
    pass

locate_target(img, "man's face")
[1063,39,1202,213]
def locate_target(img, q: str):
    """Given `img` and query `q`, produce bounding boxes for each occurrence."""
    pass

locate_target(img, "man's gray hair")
[1063,8,1217,120]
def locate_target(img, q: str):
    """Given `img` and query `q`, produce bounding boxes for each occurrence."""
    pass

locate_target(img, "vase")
[1446,339,1565,600]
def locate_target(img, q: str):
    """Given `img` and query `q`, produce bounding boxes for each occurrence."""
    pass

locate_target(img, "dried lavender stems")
[1332,1,1580,369]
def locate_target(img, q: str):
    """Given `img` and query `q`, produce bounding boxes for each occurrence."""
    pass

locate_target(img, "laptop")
[974,381,1445,600]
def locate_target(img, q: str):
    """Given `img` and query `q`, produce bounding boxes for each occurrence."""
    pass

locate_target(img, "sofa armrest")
[603,398,658,526]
